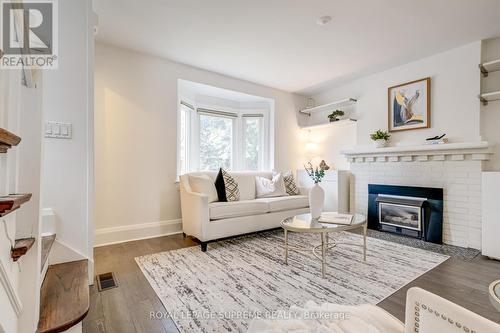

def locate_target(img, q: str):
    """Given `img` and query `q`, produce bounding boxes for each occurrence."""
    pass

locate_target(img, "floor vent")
[96,272,118,292]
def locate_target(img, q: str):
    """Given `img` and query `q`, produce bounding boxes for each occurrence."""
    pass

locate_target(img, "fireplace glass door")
[378,202,421,231]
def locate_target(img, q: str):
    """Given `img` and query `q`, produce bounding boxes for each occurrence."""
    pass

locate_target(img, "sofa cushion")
[189,175,218,203]
[258,195,309,212]
[255,173,287,198]
[209,200,269,220]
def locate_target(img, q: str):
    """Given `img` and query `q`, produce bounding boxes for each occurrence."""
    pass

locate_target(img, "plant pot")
[309,183,325,219]
[373,139,388,148]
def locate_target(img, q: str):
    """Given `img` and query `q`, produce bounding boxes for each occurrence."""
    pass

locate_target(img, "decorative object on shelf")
[388,77,430,132]
[304,161,328,218]
[370,129,391,148]
[327,110,344,122]
[425,134,448,145]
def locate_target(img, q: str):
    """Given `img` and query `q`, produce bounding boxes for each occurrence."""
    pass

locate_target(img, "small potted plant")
[327,110,344,122]
[370,129,391,148]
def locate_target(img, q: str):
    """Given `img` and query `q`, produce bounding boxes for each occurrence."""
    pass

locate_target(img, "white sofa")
[180,171,310,251]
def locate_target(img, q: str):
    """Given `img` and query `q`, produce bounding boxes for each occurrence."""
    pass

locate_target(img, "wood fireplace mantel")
[341,141,493,163]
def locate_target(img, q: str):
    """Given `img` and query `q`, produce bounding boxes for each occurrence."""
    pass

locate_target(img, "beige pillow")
[189,175,218,203]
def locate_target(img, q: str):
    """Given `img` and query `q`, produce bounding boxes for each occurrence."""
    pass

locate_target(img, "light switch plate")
[45,121,72,139]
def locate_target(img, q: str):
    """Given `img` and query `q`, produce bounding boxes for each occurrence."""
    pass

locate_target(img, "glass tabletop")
[281,213,366,232]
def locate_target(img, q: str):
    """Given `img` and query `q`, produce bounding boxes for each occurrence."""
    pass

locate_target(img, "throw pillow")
[282,171,300,196]
[214,168,227,202]
[222,169,240,202]
[189,175,218,203]
[255,173,288,198]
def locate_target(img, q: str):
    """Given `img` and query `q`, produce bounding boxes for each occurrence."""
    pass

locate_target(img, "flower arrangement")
[327,110,345,122]
[304,160,330,184]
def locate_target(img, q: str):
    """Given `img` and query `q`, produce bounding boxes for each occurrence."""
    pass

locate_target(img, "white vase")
[374,139,388,148]
[309,183,325,219]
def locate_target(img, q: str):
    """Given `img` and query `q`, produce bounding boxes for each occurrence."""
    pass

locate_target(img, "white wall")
[94,43,305,245]
[481,37,500,171]
[41,0,94,266]
[309,42,482,167]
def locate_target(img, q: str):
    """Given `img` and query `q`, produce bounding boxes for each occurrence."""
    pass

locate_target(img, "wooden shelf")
[38,260,89,333]
[479,90,500,105]
[11,237,35,262]
[0,128,21,153]
[300,118,357,130]
[480,59,500,77]
[300,98,357,115]
[0,194,32,217]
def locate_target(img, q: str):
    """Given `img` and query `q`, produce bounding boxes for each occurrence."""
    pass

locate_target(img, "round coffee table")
[490,280,500,312]
[281,213,367,278]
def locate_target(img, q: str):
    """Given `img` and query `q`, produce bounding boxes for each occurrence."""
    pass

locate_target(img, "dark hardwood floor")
[83,234,500,333]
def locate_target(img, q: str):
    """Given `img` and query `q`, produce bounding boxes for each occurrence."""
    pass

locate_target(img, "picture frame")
[388,77,430,132]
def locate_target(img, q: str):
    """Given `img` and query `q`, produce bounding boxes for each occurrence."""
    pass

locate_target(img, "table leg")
[321,232,326,278]
[284,229,288,265]
[363,223,367,262]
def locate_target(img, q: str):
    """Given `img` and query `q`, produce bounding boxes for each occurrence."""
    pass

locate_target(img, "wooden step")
[0,128,21,148]
[0,193,32,217]
[38,260,89,333]
[41,234,56,271]
[11,237,35,261]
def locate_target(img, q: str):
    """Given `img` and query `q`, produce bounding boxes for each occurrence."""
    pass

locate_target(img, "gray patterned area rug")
[136,230,448,333]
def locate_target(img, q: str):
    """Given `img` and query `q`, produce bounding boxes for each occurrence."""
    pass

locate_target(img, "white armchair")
[247,287,500,333]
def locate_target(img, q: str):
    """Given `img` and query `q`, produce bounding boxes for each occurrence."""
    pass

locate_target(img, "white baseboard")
[93,219,183,247]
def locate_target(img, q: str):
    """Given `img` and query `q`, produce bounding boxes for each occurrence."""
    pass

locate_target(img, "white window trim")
[177,99,272,177]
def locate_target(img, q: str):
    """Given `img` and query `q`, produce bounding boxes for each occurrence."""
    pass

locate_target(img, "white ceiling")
[93,0,500,95]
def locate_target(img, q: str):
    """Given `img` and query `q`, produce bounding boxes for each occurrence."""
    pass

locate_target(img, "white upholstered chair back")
[405,287,500,333]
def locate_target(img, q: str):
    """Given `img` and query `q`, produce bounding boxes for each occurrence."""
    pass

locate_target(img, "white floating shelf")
[300,98,357,115]
[300,118,357,130]
[479,90,500,105]
[480,59,500,76]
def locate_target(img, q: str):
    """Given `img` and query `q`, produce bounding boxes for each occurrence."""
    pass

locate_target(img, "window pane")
[178,107,188,175]
[244,117,261,170]
[199,114,233,171]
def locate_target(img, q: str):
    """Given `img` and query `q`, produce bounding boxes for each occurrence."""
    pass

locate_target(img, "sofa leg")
[200,242,208,252]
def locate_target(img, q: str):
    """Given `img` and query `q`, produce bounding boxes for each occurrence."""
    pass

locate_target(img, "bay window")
[177,101,271,176]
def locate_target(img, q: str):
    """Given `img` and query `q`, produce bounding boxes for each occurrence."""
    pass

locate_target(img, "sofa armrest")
[180,176,210,241]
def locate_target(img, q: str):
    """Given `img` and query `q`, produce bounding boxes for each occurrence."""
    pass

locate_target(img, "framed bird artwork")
[388,77,430,132]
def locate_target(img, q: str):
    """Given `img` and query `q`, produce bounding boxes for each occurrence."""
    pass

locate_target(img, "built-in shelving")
[0,128,21,153]
[11,238,36,262]
[0,194,32,217]
[479,59,500,77]
[299,98,357,115]
[479,90,500,105]
[300,118,357,130]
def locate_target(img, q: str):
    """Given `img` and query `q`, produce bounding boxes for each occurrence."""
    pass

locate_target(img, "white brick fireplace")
[342,142,493,249]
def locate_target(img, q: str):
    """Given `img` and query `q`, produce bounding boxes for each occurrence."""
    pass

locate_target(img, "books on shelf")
[424,138,449,145]
[319,212,354,225]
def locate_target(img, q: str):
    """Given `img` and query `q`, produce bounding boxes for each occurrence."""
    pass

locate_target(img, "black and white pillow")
[283,171,299,196]
[214,168,240,202]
